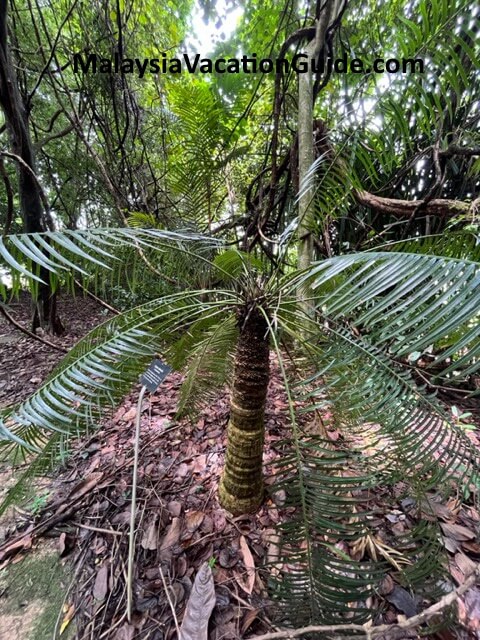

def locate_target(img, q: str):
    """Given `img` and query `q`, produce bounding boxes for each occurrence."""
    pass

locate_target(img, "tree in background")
[0,0,63,333]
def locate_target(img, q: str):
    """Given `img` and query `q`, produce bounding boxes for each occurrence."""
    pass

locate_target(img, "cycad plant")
[1,227,480,624]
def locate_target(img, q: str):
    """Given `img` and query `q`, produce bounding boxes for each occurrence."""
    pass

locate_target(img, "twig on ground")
[251,565,480,639]
[160,564,181,636]
[0,304,68,352]
[127,384,147,622]
[73,279,120,315]
[72,521,123,536]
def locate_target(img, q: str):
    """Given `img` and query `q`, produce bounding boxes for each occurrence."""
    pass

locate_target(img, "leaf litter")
[1,295,480,638]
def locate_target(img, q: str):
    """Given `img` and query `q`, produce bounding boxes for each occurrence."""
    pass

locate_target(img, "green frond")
[260,322,386,625]
[212,248,265,282]
[270,441,384,624]
[296,251,480,379]
[173,314,238,416]
[0,290,237,514]
[295,325,479,489]
[127,212,161,228]
[389,230,480,262]
[257,311,475,626]
[0,228,222,299]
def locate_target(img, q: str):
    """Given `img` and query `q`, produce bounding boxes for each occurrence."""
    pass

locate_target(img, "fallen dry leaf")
[185,510,204,533]
[238,535,255,595]
[385,585,417,618]
[440,522,476,542]
[93,564,109,601]
[57,472,104,514]
[159,517,181,560]
[455,552,477,577]
[60,603,75,635]
[218,547,239,569]
[179,562,216,640]
[379,574,395,596]
[241,608,261,635]
[122,407,136,422]
[58,531,76,557]
[458,586,480,631]
[442,536,461,553]
[113,624,136,640]
[0,525,34,563]
[141,519,159,551]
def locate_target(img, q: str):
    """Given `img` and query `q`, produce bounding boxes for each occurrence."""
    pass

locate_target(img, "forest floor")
[0,293,480,639]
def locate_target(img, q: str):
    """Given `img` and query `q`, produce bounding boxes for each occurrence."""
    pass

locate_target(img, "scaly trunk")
[219,308,270,515]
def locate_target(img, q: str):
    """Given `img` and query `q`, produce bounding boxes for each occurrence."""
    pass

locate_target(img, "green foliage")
[1,0,479,632]
[1,233,480,628]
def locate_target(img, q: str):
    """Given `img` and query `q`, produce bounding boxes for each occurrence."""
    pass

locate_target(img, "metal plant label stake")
[127,358,172,621]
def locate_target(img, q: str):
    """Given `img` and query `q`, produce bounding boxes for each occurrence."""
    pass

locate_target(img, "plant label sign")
[140,358,172,392]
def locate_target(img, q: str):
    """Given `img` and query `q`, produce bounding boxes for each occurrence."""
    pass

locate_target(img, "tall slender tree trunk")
[0,0,63,335]
[219,307,270,515]
[297,48,316,322]
[296,0,336,325]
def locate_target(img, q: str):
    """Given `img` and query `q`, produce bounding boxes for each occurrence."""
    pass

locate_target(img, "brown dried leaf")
[458,586,480,631]
[238,535,255,595]
[58,532,76,557]
[122,407,136,422]
[185,510,204,533]
[113,623,136,640]
[141,519,159,551]
[59,603,75,635]
[57,472,103,514]
[179,562,216,640]
[93,564,109,601]
[241,608,260,635]
[159,517,181,560]
[168,501,182,517]
[0,529,33,563]
[440,522,476,541]
[442,536,461,553]
[420,499,453,521]
[455,552,477,578]
[218,548,239,569]
[462,540,480,554]
[379,574,395,596]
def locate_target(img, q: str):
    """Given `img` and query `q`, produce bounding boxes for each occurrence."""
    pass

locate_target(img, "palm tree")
[1,0,479,627]
[1,227,480,624]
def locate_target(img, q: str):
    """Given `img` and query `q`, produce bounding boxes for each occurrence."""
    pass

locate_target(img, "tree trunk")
[219,308,270,515]
[296,0,336,325]
[0,0,63,335]
[296,44,316,322]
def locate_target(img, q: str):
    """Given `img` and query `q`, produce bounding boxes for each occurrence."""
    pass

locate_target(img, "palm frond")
[262,316,386,624]
[294,251,480,378]
[172,314,238,416]
[0,290,237,514]
[261,305,477,626]
[0,228,222,298]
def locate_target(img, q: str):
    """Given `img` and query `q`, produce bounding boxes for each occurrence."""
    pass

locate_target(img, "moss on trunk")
[219,307,270,515]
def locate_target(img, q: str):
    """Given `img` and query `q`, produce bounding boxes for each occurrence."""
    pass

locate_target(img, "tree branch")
[439,144,480,158]
[0,156,14,235]
[0,304,67,352]
[0,150,55,230]
[252,565,480,639]
[355,189,472,217]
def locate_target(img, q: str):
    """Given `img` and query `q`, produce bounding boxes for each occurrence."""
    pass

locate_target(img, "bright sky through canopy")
[188,0,243,54]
